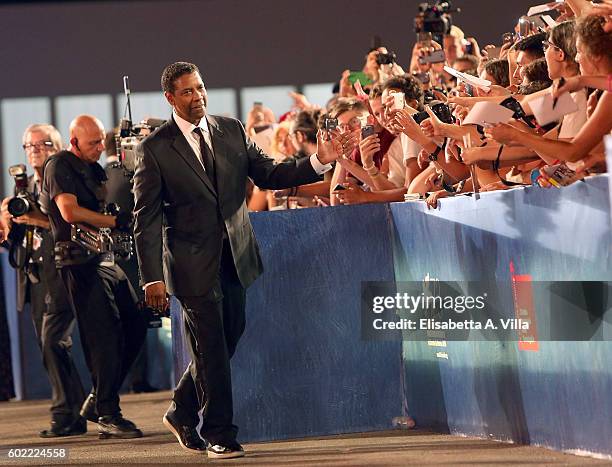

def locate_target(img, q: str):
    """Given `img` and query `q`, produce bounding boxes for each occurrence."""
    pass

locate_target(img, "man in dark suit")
[133,62,355,459]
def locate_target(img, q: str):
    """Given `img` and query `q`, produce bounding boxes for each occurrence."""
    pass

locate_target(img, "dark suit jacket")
[132,114,320,297]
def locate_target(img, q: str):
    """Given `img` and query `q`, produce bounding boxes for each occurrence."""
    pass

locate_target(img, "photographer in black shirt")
[1,124,85,438]
[41,114,146,439]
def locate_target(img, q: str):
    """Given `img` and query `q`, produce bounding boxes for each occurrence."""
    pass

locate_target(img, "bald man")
[41,115,147,439]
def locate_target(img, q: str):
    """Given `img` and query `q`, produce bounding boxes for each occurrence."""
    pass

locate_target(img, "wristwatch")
[428,145,443,161]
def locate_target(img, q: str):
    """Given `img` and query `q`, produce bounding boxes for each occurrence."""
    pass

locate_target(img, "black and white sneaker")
[162,414,207,453]
[207,441,245,459]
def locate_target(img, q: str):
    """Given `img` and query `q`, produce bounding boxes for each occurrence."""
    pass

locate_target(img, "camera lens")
[7,196,30,217]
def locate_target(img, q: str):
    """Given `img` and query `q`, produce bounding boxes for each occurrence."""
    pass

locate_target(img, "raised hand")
[316,129,359,165]
[359,134,381,167]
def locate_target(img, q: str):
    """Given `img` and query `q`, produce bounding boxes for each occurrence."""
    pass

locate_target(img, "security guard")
[41,114,146,439]
[1,124,85,437]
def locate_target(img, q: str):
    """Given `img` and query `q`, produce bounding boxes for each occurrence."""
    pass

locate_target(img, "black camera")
[414,1,458,45]
[7,164,35,217]
[412,101,454,125]
[376,51,397,66]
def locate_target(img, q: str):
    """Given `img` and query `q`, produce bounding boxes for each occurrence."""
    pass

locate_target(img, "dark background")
[1,0,540,98]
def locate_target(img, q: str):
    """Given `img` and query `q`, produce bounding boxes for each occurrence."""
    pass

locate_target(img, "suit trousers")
[170,239,246,445]
[28,264,85,423]
[59,262,147,416]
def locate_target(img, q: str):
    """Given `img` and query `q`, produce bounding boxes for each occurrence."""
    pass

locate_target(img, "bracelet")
[364,164,379,176]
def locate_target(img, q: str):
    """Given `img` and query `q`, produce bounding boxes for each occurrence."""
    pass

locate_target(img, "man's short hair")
[451,54,480,76]
[22,124,63,151]
[161,62,200,93]
[484,59,510,88]
[523,57,551,85]
[381,75,424,108]
[292,109,322,144]
[518,80,552,95]
[514,32,546,59]
[329,98,368,119]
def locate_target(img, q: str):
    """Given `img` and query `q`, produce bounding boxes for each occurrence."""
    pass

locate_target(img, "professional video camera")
[7,164,36,217]
[414,1,459,45]
[70,203,133,263]
[115,76,165,174]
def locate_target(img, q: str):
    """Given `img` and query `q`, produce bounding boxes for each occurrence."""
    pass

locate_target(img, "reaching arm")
[487,92,612,162]
[54,193,115,228]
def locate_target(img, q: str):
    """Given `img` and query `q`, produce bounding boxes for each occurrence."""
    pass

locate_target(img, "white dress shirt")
[173,110,213,169]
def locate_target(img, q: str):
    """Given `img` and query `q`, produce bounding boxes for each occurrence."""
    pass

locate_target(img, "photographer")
[41,114,146,439]
[0,124,86,438]
[104,131,157,394]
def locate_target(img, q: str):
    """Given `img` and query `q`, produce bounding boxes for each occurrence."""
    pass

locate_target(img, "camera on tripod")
[7,164,36,217]
[414,1,459,45]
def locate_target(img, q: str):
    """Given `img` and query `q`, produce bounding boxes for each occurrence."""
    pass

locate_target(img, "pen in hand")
[552,77,565,110]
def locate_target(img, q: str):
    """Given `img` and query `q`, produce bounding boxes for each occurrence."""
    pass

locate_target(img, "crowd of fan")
[244,0,612,210]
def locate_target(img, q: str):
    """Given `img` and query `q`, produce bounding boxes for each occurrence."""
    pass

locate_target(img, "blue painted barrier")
[392,176,612,456]
[171,175,612,455]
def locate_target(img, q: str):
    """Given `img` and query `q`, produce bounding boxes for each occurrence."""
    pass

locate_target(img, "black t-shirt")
[42,150,107,243]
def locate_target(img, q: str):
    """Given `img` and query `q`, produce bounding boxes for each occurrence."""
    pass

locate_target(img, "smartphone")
[418,49,446,65]
[518,16,533,39]
[361,125,375,139]
[348,71,373,86]
[324,116,338,132]
[333,184,346,191]
[464,83,474,97]
[390,92,405,110]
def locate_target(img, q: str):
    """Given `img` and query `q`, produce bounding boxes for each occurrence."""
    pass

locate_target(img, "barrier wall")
[170,176,612,455]
[392,176,612,456]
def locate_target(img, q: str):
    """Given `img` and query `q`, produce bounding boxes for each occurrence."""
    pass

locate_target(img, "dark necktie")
[193,127,217,189]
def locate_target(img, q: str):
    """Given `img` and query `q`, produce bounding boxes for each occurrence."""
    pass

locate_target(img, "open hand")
[316,129,359,164]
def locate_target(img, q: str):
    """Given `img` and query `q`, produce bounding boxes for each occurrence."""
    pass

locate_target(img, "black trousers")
[59,262,147,416]
[28,263,85,423]
[170,240,246,445]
